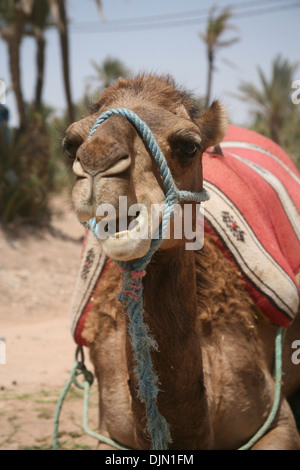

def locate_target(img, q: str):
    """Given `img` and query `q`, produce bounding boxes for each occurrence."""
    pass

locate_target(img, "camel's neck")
[125,246,213,450]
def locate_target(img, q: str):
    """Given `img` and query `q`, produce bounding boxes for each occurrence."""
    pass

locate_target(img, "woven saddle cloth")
[70,125,300,345]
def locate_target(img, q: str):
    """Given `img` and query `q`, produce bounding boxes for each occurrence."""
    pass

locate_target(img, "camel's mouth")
[95,199,161,261]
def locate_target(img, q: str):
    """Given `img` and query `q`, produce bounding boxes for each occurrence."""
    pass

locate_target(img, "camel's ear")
[197,101,228,151]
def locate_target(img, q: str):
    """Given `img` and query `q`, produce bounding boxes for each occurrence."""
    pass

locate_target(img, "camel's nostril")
[120,155,130,161]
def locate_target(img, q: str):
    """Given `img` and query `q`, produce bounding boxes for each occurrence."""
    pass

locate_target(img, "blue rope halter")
[83,108,210,450]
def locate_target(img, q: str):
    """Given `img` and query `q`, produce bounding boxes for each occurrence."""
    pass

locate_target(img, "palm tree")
[237,55,299,144]
[88,56,131,91]
[0,0,104,127]
[199,6,239,107]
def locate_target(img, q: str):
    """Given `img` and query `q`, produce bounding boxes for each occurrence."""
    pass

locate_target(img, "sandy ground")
[0,195,100,450]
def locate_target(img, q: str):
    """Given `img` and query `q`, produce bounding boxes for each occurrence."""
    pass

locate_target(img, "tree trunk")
[205,49,214,108]
[270,115,282,145]
[34,27,46,111]
[56,0,74,124]
[1,11,26,129]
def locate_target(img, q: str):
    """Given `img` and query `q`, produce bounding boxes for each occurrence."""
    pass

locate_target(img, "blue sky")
[0,0,299,126]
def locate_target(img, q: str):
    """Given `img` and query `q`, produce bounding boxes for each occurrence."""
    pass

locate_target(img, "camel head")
[63,75,227,261]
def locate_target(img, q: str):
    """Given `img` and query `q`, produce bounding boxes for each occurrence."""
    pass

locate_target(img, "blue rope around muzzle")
[83,108,210,450]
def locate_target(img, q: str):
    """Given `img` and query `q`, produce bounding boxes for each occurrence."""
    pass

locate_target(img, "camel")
[64,74,300,450]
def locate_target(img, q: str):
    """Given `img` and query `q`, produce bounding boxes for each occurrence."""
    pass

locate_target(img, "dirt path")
[0,195,99,450]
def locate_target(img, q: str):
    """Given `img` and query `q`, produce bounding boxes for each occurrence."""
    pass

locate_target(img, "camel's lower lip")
[101,237,152,261]
[98,210,152,261]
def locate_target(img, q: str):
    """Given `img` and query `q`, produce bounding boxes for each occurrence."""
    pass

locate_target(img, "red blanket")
[203,125,300,327]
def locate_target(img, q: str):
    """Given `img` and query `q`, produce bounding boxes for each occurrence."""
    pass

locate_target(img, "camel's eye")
[169,132,202,163]
[180,141,200,158]
[175,140,201,160]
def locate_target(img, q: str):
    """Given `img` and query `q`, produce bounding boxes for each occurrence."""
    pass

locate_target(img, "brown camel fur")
[64,74,300,450]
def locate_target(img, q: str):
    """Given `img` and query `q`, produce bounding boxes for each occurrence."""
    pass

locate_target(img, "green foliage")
[87,56,131,96]
[249,110,300,170]
[0,113,54,224]
[281,112,300,170]
[237,55,300,169]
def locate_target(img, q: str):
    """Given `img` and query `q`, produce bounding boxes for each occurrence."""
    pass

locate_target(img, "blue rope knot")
[83,108,210,450]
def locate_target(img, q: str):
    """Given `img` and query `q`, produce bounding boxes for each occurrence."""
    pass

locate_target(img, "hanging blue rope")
[83,108,210,450]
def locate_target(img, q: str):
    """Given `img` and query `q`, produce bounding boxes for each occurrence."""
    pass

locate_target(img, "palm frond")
[199,6,239,51]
